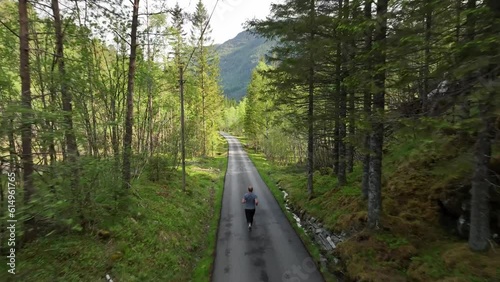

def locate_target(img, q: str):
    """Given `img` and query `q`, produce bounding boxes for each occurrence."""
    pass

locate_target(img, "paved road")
[212,133,324,282]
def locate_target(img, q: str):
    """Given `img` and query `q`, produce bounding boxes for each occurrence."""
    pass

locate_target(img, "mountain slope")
[216,31,273,101]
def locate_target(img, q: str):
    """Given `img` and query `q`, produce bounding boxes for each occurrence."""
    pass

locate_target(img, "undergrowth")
[0,137,228,281]
[242,127,500,282]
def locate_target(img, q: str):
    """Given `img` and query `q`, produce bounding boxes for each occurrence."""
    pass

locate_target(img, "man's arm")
[255,197,259,206]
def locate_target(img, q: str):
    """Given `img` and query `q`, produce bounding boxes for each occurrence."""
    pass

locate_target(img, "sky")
[176,0,280,44]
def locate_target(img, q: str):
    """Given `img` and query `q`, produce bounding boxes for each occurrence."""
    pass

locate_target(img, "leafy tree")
[190,0,223,157]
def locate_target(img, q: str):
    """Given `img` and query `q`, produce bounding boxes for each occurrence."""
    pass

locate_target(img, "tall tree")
[122,0,140,190]
[367,0,387,229]
[248,0,331,196]
[190,0,222,157]
[306,0,317,197]
[245,61,276,148]
[361,0,372,199]
[172,3,187,190]
[468,0,499,252]
[18,0,35,204]
[51,0,80,190]
[191,0,210,156]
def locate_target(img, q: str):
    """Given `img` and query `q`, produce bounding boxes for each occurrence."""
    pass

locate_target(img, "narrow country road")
[212,133,324,282]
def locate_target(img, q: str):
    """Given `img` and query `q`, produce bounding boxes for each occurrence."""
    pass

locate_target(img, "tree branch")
[0,20,20,38]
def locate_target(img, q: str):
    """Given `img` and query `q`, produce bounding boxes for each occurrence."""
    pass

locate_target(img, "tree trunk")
[111,98,119,159]
[368,0,387,229]
[460,0,476,120]
[122,0,140,190]
[422,0,432,112]
[362,0,372,199]
[307,67,314,197]
[347,3,356,177]
[469,0,500,252]
[52,0,85,227]
[147,50,153,156]
[468,95,495,251]
[307,0,316,197]
[8,118,18,175]
[19,0,35,205]
[201,43,207,157]
[337,0,347,187]
[180,66,186,191]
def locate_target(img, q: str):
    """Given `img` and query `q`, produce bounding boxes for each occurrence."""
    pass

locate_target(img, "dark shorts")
[245,209,256,224]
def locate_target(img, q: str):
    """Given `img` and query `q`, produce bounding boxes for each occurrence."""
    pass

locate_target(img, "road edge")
[208,132,230,282]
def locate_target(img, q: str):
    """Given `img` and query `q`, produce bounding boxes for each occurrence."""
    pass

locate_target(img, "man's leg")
[245,209,252,230]
[245,209,251,224]
[249,209,256,225]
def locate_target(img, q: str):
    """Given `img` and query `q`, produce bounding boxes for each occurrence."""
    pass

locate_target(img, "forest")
[0,0,499,281]
[223,0,500,280]
[1,0,226,280]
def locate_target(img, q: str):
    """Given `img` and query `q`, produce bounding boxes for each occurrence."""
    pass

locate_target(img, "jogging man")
[242,186,259,230]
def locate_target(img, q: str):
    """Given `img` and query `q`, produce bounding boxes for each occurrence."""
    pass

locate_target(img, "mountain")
[215,31,274,101]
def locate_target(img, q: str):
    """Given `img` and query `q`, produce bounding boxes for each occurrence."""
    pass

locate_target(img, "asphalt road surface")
[212,133,324,282]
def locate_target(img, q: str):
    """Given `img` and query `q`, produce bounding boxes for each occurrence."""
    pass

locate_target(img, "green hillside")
[216,31,273,101]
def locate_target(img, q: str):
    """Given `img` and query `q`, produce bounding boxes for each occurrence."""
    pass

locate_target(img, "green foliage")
[244,60,274,146]
[375,233,410,250]
[221,98,246,134]
[187,0,225,157]
[144,155,173,182]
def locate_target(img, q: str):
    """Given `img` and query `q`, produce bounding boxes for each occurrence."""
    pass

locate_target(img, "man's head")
[248,186,253,192]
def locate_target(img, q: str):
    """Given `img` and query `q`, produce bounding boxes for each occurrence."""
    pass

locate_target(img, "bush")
[144,156,173,182]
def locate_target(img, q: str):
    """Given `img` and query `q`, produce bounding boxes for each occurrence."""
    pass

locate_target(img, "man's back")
[243,192,257,209]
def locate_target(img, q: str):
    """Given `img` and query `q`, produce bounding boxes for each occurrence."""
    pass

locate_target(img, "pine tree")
[190,0,222,156]
[468,0,499,252]
[244,60,272,150]
[248,0,329,197]
[367,0,388,229]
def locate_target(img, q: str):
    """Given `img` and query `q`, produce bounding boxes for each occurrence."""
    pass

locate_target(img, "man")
[242,186,259,230]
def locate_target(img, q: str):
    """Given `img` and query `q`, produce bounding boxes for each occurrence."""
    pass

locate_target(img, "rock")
[282,191,289,198]
[315,228,323,234]
[293,213,301,224]
[457,214,470,239]
[97,229,111,240]
[493,233,499,244]
[326,236,336,249]
[320,256,328,269]
[110,251,123,262]
[310,217,316,223]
